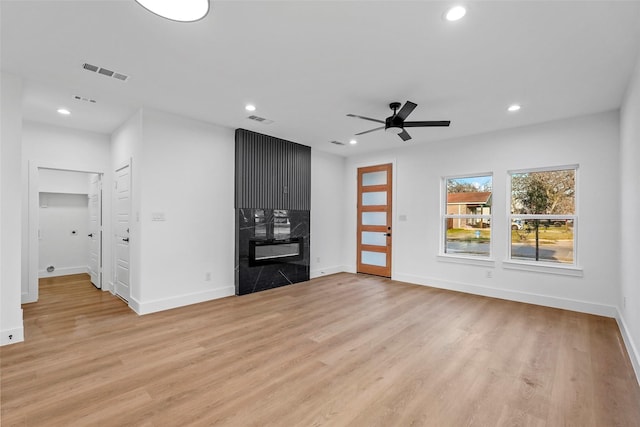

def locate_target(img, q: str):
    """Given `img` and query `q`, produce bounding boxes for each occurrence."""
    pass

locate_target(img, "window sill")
[503,260,583,277]
[437,255,496,267]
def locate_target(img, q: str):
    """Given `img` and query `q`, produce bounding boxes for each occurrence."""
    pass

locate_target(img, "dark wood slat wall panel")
[235,129,311,210]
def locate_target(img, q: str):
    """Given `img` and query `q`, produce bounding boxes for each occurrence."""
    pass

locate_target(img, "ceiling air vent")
[330,140,346,146]
[82,62,129,82]
[98,67,114,77]
[83,63,99,72]
[247,115,273,125]
[74,95,97,104]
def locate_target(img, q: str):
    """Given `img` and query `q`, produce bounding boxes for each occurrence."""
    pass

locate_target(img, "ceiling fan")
[347,101,450,141]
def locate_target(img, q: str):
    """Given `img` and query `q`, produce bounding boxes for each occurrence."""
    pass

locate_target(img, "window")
[442,174,493,258]
[509,166,576,265]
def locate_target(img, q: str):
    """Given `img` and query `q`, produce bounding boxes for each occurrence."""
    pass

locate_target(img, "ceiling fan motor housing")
[385,115,404,134]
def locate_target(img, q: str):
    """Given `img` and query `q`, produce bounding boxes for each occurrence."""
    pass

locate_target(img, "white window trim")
[437,254,496,267]
[440,173,493,261]
[506,165,579,272]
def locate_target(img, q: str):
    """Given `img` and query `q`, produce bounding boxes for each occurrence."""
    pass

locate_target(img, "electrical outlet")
[486,270,493,279]
[316,257,321,263]
[623,296,627,308]
[205,272,211,281]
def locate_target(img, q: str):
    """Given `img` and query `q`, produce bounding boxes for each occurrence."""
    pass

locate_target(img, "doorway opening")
[27,164,107,304]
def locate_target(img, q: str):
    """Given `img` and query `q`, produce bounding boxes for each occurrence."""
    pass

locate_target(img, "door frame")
[350,158,397,278]
[27,161,109,303]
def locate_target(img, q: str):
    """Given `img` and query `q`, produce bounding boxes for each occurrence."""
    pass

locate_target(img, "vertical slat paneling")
[235,129,310,210]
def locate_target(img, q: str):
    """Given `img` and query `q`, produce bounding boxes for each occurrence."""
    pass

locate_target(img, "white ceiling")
[2,1,640,156]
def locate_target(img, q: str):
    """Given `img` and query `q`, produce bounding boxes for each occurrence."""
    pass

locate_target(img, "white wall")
[311,149,346,278]
[620,51,640,381]
[38,170,92,277]
[38,193,90,278]
[22,121,112,303]
[345,111,621,316]
[117,108,236,314]
[1,72,24,345]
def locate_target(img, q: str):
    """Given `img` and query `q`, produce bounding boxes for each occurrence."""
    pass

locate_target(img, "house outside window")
[509,166,576,265]
[443,174,493,258]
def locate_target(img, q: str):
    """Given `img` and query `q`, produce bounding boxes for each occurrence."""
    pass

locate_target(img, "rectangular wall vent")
[82,62,129,82]
[247,115,274,125]
[330,140,345,146]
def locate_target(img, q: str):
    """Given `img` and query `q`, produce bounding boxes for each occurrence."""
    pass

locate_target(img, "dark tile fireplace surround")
[235,209,310,295]
[235,129,311,295]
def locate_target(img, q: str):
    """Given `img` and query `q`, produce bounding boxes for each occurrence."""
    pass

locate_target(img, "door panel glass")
[362,231,386,246]
[362,191,387,206]
[361,251,386,267]
[362,171,387,186]
[362,212,387,226]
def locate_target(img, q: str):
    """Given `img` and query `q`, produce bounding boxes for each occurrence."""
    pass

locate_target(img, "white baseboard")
[38,266,88,278]
[616,309,640,386]
[1,309,24,346]
[129,285,236,315]
[310,265,346,279]
[393,272,618,318]
[103,281,115,293]
[342,264,357,274]
[22,292,37,304]
[1,327,24,346]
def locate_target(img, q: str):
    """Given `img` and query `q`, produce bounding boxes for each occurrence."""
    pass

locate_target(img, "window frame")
[440,172,494,262]
[506,164,580,272]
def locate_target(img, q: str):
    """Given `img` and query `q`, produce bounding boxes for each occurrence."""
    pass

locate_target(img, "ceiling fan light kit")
[135,0,210,22]
[347,101,451,142]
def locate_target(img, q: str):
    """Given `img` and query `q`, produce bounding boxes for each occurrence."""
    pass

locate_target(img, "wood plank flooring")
[1,273,639,426]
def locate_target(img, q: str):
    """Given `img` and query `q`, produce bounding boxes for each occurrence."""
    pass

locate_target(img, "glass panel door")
[357,163,392,277]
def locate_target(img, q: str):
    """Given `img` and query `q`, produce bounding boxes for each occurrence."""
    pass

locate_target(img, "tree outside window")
[510,167,576,264]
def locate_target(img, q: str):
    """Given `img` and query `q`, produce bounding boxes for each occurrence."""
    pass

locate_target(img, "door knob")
[122,237,129,242]
[88,233,93,238]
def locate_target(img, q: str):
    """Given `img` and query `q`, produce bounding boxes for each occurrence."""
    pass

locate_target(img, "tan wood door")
[357,163,392,277]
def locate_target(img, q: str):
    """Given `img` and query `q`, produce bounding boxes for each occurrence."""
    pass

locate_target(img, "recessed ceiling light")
[349,139,358,145]
[57,108,71,115]
[507,104,521,112]
[445,6,466,21]
[245,104,256,112]
[135,0,210,22]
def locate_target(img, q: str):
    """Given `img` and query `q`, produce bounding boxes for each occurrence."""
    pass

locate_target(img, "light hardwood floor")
[1,273,639,426]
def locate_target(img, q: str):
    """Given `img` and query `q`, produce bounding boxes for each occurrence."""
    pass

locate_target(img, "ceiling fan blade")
[346,114,385,124]
[398,129,412,141]
[395,101,417,121]
[355,126,385,136]
[403,120,451,127]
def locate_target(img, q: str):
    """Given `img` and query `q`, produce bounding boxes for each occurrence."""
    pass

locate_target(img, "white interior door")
[115,165,130,302]
[87,173,102,288]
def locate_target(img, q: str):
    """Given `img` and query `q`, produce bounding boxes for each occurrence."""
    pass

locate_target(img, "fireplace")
[249,238,304,266]
[235,209,309,295]
[234,129,311,295]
